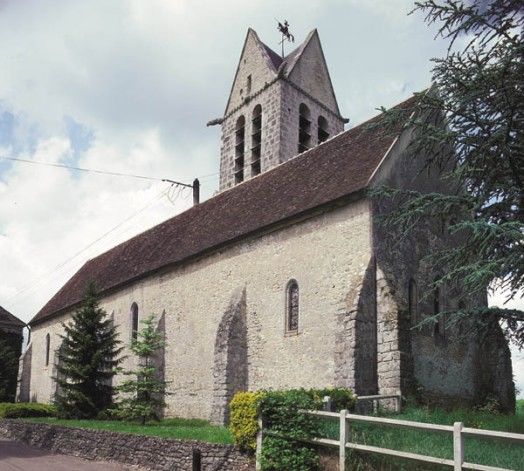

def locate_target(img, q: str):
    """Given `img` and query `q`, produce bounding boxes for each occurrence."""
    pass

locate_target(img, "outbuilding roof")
[30,96,416,326]
[0,305,26,328]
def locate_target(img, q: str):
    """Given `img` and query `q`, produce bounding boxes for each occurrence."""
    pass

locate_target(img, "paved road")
[0,439,140,471]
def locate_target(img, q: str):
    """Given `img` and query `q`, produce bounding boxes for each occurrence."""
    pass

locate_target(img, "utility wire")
[0,156,202,186]
[5,184,174,304]
[0,155,220,186]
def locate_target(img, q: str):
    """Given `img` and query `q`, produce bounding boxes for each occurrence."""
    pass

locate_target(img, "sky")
[0,0,522,397]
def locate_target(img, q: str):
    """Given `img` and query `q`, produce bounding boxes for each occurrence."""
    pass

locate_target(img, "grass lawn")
[25,417,234,445]
[319,399,524,471]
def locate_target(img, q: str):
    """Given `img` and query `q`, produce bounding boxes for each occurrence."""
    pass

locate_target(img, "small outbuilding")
[0,305,25,402]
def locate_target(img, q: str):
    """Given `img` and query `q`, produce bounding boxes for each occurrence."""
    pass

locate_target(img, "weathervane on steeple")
[277,19,295,57]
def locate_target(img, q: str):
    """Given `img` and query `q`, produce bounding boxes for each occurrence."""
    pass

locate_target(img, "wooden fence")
[256,408,524,471]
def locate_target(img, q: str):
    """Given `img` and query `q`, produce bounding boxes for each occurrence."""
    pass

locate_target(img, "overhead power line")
[5,184,174,305]
[0,156,202,186]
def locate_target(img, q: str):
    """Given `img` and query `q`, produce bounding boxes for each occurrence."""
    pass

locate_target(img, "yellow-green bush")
[229,391,265,452]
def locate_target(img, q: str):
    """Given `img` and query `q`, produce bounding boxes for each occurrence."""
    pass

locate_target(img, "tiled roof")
[30,96,416,326]
[0,305,26,328]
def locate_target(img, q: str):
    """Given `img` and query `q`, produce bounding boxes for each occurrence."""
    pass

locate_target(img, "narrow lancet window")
[408,278,418,327]
[251,105,262,177]
[298,104,311,153]
[246,75,252,95]
[286,280,299,332]
[433,285,442,336]
[131,302,139,341]
[234,115,245,184]
[45,333,50,366]
[318,116,329,143]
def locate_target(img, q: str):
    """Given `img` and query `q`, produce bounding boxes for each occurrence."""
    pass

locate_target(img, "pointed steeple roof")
[220,28,344,120]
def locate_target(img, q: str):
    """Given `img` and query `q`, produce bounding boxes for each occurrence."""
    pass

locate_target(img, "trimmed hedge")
[229,387,356,465]
[0,403,57,418]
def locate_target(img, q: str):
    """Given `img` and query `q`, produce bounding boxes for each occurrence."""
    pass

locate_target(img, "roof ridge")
[31,94,418,326]
[0,305,26,327]
[61,101,413,270]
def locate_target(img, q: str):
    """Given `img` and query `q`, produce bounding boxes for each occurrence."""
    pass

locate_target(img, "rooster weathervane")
[277,20,295,57]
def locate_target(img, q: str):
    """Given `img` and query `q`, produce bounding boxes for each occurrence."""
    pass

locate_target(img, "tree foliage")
[55,283,123,418]
[375,0,523,346]
[113,314,168,424]
[0,329,20,402]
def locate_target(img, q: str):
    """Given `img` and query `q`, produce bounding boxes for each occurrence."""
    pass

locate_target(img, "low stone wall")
[0,420,254,471]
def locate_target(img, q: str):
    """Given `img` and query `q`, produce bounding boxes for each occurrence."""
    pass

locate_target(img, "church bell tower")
[209,28,347,192]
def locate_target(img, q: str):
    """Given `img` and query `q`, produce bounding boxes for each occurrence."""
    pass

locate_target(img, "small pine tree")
[55,283,123,419]
[114,315,168,424]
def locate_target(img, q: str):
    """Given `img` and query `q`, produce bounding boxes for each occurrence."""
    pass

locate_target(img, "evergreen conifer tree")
[55,283,123,418]
[0,329,20,402]
[114,314,168,424]
[374,0,523,346]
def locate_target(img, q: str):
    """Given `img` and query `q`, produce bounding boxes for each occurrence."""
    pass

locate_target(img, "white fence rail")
[255,409,524,471]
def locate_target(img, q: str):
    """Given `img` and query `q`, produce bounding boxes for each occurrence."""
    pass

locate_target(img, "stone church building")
[22,29,514,421]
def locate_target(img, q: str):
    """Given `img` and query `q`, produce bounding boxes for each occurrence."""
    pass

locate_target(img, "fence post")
[453,421,464,471]
[256,415,263,471]
[323,395,332,412]
[395,390,402,413]
[339,409,348,471]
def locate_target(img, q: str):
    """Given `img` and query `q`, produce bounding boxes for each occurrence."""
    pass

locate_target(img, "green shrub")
[260,389,323,471]
[312,387,356,411]
[229,391,265,452]
[0,403,57,418]
[229,387,355,470]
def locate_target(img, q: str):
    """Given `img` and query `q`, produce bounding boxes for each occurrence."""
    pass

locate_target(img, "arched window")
[251,105,262,177]
[286,280,299,332]
[408,278,418,326]
[234,115,245,184]
[131,302,139,341]
[318,116,329,143]
[45,333,50,366]
[298,104,311,153]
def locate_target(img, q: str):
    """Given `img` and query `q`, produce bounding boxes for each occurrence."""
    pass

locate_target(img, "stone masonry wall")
[28,200,373,422]
[279,80,345,166]
[16,343,32,402]
[219,83,282,191]
[0,420,253,471]
[286,31,339,114]
[210,288,248,425]
[370,125,515,409]
[219,29,345,191]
